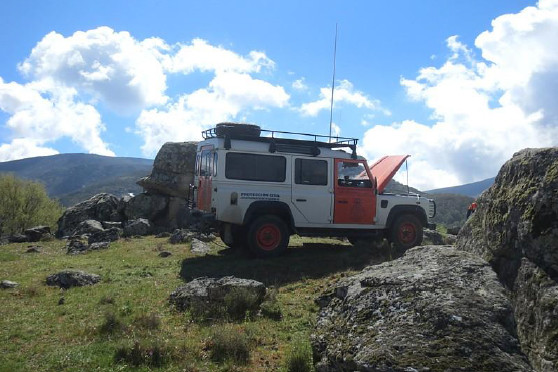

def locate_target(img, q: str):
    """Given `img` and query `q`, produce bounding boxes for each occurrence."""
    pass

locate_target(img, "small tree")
[0,174,64,235]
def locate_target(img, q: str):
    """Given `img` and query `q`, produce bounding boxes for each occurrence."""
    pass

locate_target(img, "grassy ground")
[0,235,394,371]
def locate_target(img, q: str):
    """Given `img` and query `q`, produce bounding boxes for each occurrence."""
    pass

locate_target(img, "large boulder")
[57,193,122,237]
[123,218,152,237]
[24,226,52,242]
[46,270,101,289]
[457,147,558,370]
[123,193,168,221]
[312,246,531,371]
[137,142,197,198]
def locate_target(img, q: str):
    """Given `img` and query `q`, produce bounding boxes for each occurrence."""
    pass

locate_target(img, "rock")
[25,245,42,253]
[8,234,28,243]
[123,218,152,237]
[66,238,89,255]
[137,141,197,197]
[457,147,558,369]
[447,226,461,235]
[72,219,104,236]
[191,238,210,254]
[311,246,531,372]
[169,276,266,312]
[1,280,19,289]
[24,226,51,242]
[156,232,171,238]
[88,241,111,251]
[158,251,172,258]
[58,297,65,305]
[169,229,193,244]
[88,227,121,245]
[57,193,122,237]
[513,258,558,371]
[46,270,101,289]
[101,221,122,229]
[422,228,445,245]
[123,193,168,221]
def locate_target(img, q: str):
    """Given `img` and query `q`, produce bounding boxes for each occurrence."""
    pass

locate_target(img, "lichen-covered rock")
[514,259,558,371]
[169,229,193,244]
[457,147,558,369]
[311,246,531,372]
[169,276,266,312]
[46,270,101,289]
[57,193,122,237]
[24,226,51,242]
[123,193,168,221]
[72,220,104,236]
[1,280,19,289]
[191,238,210,254]
[66,237,89,254]
[123,218,152,237]
[422,228,445,245]
[137,142,197,197]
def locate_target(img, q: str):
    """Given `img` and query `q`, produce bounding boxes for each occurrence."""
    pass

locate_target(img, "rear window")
[225,153,286,182]
[295,158,328,185]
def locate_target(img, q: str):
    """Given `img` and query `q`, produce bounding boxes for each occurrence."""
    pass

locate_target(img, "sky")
[1,0,557,190]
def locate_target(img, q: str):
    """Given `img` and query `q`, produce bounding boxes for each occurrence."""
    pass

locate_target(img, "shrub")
[208,325,250,365]
[223,288,261,321]
[284,337,313,372]
[99,312,125,335]
[133,312,161,330]
[0,174,64,235]
[114,341,170,367]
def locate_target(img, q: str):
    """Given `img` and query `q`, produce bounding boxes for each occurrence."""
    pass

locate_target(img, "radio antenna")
[329,23,338,142]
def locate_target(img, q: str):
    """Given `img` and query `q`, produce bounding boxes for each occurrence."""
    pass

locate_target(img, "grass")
[0,234,391,371]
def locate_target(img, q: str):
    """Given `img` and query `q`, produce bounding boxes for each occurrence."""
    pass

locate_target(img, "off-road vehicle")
[191,123,436,257]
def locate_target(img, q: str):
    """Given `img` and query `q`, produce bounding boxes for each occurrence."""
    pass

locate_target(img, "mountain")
[426,177,495,197]
[0,153,153,206]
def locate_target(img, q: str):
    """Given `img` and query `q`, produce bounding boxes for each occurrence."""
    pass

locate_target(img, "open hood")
[370,155,410,193]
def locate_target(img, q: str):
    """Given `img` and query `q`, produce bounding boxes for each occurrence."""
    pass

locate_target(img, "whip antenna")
[329,23,338,142]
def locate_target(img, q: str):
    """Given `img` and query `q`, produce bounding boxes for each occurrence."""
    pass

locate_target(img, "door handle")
[296,199,307,202]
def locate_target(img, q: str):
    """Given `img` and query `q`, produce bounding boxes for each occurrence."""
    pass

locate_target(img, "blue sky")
[1,0,557,189]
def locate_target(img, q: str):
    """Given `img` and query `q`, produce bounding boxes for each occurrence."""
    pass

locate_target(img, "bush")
[114,341,171,367]
[260,288,282,320]
[133,312,161,330]
[208,325,250,365]
[0,174,64,235]
[285,337,313,372]
[223,288,261,321]
[99,312,125,335]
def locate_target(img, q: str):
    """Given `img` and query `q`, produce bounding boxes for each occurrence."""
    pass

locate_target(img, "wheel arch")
[386,205,428,229]
[243,201,295,233]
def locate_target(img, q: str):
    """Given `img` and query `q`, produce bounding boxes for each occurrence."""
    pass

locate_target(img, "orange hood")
[369,155,410,193]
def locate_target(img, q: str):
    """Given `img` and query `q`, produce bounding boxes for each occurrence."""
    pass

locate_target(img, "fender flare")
[386,205,428,229]
[243,201,295,233]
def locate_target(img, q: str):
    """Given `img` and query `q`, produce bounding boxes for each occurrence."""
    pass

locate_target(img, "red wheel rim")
[398,222,416,244]
[256,224,281,251]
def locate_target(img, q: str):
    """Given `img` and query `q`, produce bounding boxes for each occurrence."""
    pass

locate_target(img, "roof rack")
[202,126,359,158]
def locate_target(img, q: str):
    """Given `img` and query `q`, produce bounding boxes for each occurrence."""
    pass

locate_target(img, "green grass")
[0,235,391,371]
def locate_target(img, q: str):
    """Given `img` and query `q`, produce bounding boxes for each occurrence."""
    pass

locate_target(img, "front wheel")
[247,215,289,257]
[389,214,423,252]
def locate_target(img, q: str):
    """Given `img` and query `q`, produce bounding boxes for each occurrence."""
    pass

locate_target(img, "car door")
[291,157,332,224]
[333,158,376,224]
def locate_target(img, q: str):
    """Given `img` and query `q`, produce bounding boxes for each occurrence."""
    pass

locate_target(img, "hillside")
[426,177,495,197]
[0,154,153,206]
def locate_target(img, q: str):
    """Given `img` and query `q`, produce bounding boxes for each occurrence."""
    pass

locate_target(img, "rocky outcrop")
[312,246,531,371]
[123,218,152,237]
[137,142,197,198]
[457,147,558,370]
[46,270,101,289]
[24,226,52,242]
[57,193,122,237]
[169,276,266,312]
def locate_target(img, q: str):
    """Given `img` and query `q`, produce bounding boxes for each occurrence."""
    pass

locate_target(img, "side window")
[195,154,201,176]
[213,152,218,177]
[200,150,211,176]
[337,161,372,188]
[295,159,328,185]
[225,153,286,182]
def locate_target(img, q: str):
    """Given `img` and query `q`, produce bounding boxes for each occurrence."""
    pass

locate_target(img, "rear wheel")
[390,214,423,252]
[247,215,289,257]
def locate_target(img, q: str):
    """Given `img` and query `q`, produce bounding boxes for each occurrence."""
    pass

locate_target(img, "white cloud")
[300,79,386,116]
[292,78,308,91]
[18,27,168,112]
[360,1,558,190]
[0,138,58,162]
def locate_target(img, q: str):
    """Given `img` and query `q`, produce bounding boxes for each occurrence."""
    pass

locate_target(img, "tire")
[389,214,423,252]
[219,224,247,249]
[247,215,289,257]
[215,123,261,138]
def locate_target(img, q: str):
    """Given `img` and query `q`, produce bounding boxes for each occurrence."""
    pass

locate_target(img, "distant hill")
[0,154,153,206]
[426,177,495,197]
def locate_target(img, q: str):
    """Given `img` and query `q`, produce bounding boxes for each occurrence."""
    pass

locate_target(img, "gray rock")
[191,238,210,254]
[24,226,51,242]
[156,232,171,238]
[123,193,168,221]
[101,221,122,229]
[1,280,19,289]
[422,228,445,245]
[123,218,152,237]
[88,227,121,245]
[447,226,461,235]
[457,147,558,369]
[57,193,122,237]
[169,229,193,244]
[312,246,531,372]
[25,245,42,253]
[66,238,89,254]
[8,234,28,243]
[137,142,197,197]
[72,219,104,236]
[88,241,111,251]
[46,270,101,289]
[169,276,266,312]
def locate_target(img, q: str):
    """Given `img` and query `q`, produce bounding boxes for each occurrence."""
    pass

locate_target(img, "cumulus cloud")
[300,79,386,116]
[292,78,308,91]
[360,0,558,190]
